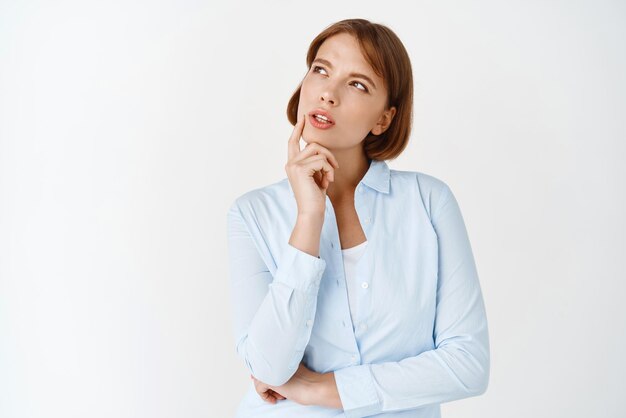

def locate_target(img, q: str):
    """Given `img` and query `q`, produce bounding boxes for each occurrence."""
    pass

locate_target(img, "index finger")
[288,113,306,161]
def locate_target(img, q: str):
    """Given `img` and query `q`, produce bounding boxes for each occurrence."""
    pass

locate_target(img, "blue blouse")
[226,159,490,418]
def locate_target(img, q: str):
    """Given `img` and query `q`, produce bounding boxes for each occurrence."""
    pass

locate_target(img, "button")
[359,323,368,331]
[364,216,371,224]
[351,355,357,361]
[361,282,369,289]
[358,186,364,193]
[306,319,313,327]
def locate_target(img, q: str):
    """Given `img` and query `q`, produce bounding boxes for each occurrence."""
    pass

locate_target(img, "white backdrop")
[1,1,625,417]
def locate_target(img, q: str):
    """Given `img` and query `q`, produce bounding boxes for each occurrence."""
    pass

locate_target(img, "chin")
[303,130,331,143]
[302,134,322,144]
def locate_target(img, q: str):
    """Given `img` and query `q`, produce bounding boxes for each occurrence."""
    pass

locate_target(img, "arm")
[227,201,327,386]
[331,184,490,418]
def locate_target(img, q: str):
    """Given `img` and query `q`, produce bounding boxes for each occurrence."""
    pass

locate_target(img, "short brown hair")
[287,18,413,161]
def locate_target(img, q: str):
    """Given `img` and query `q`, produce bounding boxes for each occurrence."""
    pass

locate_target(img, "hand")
[250,361,323,406]
[250,374,286,404]
[285,113,339,217]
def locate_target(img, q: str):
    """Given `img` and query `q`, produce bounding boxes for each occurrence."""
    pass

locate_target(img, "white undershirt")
[341,240,368,327]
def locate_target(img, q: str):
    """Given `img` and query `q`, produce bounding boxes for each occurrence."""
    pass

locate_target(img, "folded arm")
[227,202,327,386]
[332,185,490,418]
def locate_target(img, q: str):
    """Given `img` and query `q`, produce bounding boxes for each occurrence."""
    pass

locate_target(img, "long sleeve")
[333,184,490,418]
[226,201,327,386]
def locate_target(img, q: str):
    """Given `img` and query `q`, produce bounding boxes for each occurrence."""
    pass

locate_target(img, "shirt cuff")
[272,243,326,293]
[334,364,381,418]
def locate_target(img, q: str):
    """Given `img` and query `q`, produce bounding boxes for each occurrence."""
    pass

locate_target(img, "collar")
[287,159,390,196]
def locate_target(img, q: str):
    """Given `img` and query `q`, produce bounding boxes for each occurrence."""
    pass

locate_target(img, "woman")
[227,18,490,418]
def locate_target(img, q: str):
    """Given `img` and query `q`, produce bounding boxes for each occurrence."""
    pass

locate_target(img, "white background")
[1,1,625,417]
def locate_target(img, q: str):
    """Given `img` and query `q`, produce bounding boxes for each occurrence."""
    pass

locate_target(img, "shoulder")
[388,167,453,219]
[389,167,451,201]
[227,177,292,218]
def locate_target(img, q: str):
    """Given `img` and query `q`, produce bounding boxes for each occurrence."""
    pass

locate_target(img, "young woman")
[227,18,490,418]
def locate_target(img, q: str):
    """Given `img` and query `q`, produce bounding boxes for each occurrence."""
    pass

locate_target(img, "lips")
[308,109,335,125]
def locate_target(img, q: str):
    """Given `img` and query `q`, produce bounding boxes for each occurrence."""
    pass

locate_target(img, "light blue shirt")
[226,159,490,418]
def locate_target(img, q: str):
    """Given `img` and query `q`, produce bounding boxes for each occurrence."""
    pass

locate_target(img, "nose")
[320,84,338,106]
[320,92,336,105]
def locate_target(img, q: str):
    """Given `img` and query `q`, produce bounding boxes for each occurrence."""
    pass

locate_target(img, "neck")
[325,148,370,202]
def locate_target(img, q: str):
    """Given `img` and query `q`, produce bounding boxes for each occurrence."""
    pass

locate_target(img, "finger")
[269,389,284,399]
[261,391,274,404]
[312,170,324,189]
[322,175,329,191]
[301,142,340,169]
[267,391,278,404]
[291,141,339,169]
[288,113,306,161]
[298,155,335,182]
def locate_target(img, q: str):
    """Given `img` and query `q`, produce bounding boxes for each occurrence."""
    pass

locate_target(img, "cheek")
[348,111,381,137]
[300,76,314,94]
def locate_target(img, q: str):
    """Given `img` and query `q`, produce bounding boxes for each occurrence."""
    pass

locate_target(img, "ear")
[371,106,397,135]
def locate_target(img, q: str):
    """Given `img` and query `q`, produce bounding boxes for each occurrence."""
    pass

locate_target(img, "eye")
[312,65,327,75]
[312,65,369,93]
[351,81,368,93]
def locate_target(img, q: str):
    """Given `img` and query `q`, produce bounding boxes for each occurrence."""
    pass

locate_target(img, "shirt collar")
[287,159,390,196]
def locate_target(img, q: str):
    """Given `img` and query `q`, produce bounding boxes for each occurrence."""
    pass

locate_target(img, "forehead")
[315,33,374,73]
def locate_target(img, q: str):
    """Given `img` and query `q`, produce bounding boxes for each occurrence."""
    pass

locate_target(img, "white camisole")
[340,240,368,327]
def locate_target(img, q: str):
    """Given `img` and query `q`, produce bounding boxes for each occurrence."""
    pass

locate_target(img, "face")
[297,32,396,150]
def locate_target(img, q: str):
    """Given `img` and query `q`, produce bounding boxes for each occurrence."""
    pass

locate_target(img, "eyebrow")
[312,58,377,90]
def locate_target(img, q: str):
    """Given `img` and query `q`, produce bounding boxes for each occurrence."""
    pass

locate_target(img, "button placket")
[324,190,359,360]
[353,186,374,331]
